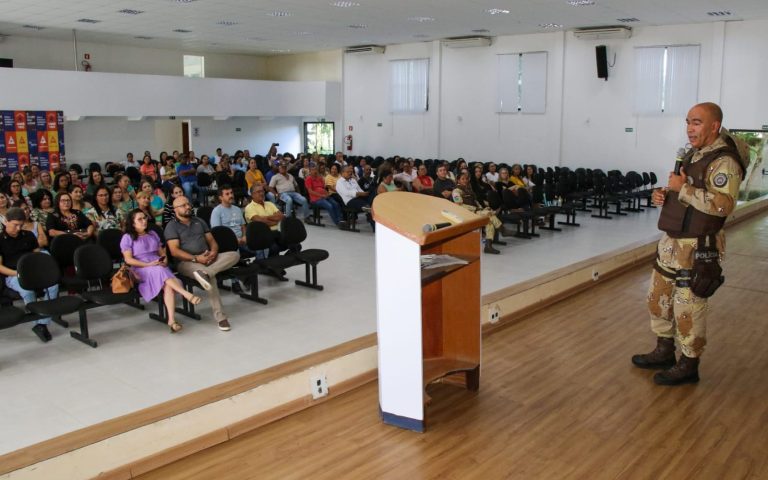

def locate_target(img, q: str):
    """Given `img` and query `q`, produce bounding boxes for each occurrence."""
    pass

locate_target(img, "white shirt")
[336,177,363,204]
[484,172,499,183]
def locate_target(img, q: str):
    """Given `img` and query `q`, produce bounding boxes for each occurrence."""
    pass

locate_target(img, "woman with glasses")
[45,192,94,240]
[85,185,124,232]
[121,209,201,333]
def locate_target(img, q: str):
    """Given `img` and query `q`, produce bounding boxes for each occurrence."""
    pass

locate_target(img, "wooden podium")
[372,192,488,432]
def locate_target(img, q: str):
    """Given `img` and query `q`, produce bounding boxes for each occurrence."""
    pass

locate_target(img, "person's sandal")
[169,322,183,333]
[188,295,202,305]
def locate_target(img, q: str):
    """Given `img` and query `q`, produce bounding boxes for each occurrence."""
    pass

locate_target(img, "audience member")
[268,162,310,223]
[85,185,124,232]
[377,165,402,194]
[162,184,185,228]
[160,156,178,190]
[336,166,374,229]
[22,167,39,195]
[0,207,57,342]
[0,192,8,231]
[140,154,158,182]
[136,191,160,226]
[452,172,511,254]
[470,164,493,206]
[52,172,71,195]
[46,192,94,240]
[165,196,239,331]
[412,164,434,194]
[197,155,216,176]
[176,155,200,206]
[19,202,48,249]
[121,209,200,333]
[210,185,250,293]
[68,167,86,191]
[393,161,416,191]
[484,162,499,184]
[38,170,54,193]
[304,163,346,229]
[122,152,138,169]
[85,169,106,199]
[70,185,92,212]
[244,184,284,258]
[433,164,456,200]
[357,164,376,193]
[30,189,54,226]
[140,179,165,221]
[244,158,266,190]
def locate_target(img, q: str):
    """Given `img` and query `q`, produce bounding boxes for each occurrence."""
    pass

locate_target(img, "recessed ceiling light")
[271,49,291,53]
[118,9,144,15]
[135,35,153,40]
[330,1,360,7]
[267,11,293,17]
[296,31,313,36]
[408,16,435,23]
[707,11,732,16]
[538,23,563,28]
[23,24,45,30]
[617,17,639,23]
[348,24,367,28]
[77,18,101,23]
[173,29,192,33]
[413,34,429,38]
[472,28,490,33]
[174,0,198,3]
[567,0,595,6]
[486,8,510,15]
[247,36,266,41]
[216,20,238,26]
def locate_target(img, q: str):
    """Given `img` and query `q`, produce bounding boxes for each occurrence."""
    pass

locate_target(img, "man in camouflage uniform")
[632,102,745,386]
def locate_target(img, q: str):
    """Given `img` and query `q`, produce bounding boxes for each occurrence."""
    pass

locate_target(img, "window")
[497,52,547,113]
[304,122,335,155]
[183,55,205,78]
[633,45,699,115]
[390,58,429,113]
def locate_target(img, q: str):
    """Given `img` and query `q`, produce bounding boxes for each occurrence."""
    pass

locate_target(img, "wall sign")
[0,110,65,174]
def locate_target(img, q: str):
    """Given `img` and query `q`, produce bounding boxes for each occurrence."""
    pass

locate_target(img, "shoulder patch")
[713,172,728,188]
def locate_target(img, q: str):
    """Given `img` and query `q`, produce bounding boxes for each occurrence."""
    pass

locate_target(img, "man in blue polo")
[176,153,201,206]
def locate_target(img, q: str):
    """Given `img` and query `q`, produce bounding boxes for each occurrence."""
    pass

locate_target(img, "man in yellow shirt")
[244,184,284,257]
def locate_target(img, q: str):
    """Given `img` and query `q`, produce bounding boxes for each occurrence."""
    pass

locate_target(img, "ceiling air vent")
[344,45,385,55]
[573,26,632,40]
[441,36,492,48]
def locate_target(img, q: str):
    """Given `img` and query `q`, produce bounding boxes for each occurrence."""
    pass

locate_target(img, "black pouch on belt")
[690,234,724,298]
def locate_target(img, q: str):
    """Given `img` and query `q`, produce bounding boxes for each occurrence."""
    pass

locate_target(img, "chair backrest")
[50,233,86,269]
[197,171,213,187]
[210,226,239,253]
[280,216,307,246]
[97,229,126,263]
[74,244,113,281]
[196,206,213,226]
[245,221,276,251]
[148,223,166,246]
[17,252,62,291]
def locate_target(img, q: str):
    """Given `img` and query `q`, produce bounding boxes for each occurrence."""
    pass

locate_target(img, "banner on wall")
[0,110,65,174]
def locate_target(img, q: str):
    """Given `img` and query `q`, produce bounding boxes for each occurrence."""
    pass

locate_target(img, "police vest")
[657,146,740,238]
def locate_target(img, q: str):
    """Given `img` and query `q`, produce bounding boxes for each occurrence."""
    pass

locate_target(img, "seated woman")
[139,179,165,224]
[0,192,9,231]
[376,165,402,195]
[162,184,186,228]
[52,172,71,196]
[30,189,55,226]
[86,185,125,233]
[70,185,93,213]
[38,170,54,193]
[19,202,48,249]
[244,158,266,190]
[120,209,200,333]
[6,178,30,207]
[136,191,161,226]
[452,172,511,255]
[139,154,158,182]
[45,192,94,240]
[495,166,533,211]
[412,164,434,194]
[85,169,106,200]
[470,163,493,207]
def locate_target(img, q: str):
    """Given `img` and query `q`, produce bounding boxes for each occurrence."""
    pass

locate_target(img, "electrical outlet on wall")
[592,268,599,281]
[310,374,329,399]
[488,304,501,324]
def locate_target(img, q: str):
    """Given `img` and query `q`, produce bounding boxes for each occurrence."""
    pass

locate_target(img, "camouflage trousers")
[647,235,713,358]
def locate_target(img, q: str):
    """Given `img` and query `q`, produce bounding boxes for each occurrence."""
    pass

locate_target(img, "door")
[304,122,334,155]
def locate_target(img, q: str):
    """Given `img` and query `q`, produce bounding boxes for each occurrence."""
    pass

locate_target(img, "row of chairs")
[3,217,329,349]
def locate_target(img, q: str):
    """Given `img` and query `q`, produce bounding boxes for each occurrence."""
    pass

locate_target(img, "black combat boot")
[631,337,676,369]
[653,355,700,386]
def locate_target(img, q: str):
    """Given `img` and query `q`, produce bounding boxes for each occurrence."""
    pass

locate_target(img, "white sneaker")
[193,270,212,291]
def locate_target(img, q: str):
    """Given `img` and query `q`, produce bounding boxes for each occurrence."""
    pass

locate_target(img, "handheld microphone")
[674,147,686,175]
[422,222,452,233]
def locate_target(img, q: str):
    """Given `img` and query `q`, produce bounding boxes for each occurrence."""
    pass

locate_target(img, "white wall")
[263,50,342,82]
[343,42,440,159]
[343,19,768,180]
[0,35,267,79]
[64,117,307,166]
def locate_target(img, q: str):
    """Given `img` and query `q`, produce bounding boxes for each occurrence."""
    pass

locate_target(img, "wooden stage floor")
[137,214,768,480]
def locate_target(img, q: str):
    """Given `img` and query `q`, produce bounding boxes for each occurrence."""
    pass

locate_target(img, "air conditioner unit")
[573,26,632,40]
[344,45,385,55]
[441,36,492,48]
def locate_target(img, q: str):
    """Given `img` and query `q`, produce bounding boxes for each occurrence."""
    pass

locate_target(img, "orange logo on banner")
[18,153,30,168]
[50,152,60,169]
[47,111,58,131]
[37,131,49,152]
[15,132,29,154]
[14,111,26,131]
[5,132,17,153]
[47,131,59,152]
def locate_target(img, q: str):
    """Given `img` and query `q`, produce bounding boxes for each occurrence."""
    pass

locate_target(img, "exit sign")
[625,127,634,133]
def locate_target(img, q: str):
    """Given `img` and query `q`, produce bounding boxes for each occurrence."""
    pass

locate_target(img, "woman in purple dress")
[120,209,200,332]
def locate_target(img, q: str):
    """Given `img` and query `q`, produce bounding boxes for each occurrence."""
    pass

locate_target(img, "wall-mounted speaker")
[596,45,608,80]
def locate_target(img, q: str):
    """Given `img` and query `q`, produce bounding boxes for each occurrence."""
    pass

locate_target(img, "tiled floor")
[0,202,725,455]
